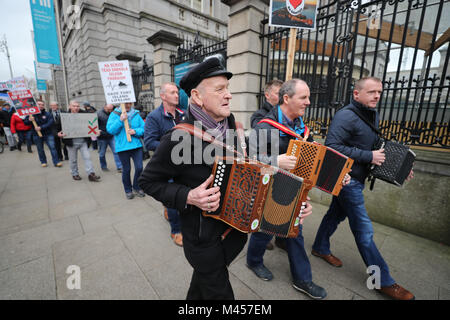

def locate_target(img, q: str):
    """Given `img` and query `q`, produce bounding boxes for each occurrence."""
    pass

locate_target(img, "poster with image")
[269,0,319,30]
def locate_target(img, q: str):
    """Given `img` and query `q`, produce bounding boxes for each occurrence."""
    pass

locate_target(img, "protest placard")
[269,0,319,30]
[98,60,136,104]
[7,90,40,116]
[60,113,100,139]
[98,60,135,141]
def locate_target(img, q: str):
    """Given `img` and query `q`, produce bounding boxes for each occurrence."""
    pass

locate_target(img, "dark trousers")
[186,266,234,300]
[117,147,143,193]
[53,133,68,160]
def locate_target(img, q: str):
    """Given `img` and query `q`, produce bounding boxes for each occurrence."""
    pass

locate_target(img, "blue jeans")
[117,147,143,193]
[32,133,60,165]
[247,226,312,283]
[98,137,122,170]
[312,179,395,287]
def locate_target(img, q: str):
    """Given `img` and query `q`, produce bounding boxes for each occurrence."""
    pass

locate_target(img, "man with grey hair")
[250,79,283,128]
[246,78,326,300]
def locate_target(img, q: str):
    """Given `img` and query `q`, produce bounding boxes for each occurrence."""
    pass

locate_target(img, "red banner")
[7,90,41,116]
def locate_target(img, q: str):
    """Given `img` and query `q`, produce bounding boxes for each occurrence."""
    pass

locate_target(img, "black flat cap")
[179,56,232,97]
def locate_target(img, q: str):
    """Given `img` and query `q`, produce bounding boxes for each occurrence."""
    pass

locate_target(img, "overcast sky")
[0,0,35,82]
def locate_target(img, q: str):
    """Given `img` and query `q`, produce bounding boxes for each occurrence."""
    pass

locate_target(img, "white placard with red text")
[98,60,136,104]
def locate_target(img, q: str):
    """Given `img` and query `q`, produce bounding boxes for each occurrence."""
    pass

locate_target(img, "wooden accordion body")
[286,140,354,196]
[202,157,313,238]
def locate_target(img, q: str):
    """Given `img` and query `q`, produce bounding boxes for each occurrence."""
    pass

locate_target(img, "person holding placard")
[57,100,100,182]
[25,100,62,168]
[107,102,146,199]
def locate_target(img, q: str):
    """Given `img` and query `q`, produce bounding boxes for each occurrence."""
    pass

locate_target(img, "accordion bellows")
[371,140,415,186]
[203,157,312,238]
[287,140,354,196]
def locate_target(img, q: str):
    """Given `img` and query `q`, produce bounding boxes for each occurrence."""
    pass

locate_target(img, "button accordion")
[286,140,354,196]
[203,157,313,238]
[371,139,415,186]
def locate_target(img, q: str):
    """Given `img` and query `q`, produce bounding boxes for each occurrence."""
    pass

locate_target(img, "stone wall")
[308,145,450,245]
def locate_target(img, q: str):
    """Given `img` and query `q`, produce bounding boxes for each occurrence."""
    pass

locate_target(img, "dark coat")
[250,101,274,129]
[97,109,113,140]
[138,110,247,273]
[24,110,54,136]
[324,100,379,183]
[143,104,185,151]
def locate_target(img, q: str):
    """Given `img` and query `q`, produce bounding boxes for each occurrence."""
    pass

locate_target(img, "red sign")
[7,90,41,116]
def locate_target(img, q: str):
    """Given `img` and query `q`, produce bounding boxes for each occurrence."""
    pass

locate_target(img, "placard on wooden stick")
[269,0,319,81]
[98,60,136,142]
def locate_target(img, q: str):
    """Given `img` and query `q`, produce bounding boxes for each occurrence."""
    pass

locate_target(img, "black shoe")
[17,143,22,151]
[292,280,327,300]
[27,146,32,153]
[266,241,274,250]
[88,173,101,182]
[126,192,134,200]
[101,167,109,172]
[10,146,16,151]
[246,264,273,281]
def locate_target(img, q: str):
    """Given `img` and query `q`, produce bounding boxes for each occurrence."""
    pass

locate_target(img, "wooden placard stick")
[120,103,132,142]
[285,28,298,81]
[29,116,42,137]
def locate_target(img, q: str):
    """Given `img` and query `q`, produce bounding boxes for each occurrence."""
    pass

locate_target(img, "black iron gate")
[260,0,449,148]
[132,56,154,112]
[170,34,227,80]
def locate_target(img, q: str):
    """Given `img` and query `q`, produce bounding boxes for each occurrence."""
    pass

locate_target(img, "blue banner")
[29,0,61,65]
[174,62,197,111]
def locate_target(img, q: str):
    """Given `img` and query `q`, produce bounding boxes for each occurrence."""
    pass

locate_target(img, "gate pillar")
[147,31,183,108]
[222,0,269,129]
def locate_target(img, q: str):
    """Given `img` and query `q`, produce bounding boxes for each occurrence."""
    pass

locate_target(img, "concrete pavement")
[0,146,449,300]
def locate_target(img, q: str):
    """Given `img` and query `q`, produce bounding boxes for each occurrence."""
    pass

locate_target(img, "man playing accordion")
[311,76,415,300]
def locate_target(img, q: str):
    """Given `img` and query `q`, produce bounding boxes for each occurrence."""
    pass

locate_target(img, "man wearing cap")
[139,57,247,299]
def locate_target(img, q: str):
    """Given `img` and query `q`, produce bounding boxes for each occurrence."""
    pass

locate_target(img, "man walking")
[311,77,415,300]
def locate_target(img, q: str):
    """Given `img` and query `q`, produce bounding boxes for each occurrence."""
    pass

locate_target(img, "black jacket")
[250,101,274,129]
[0,109,13,127]
[324,100,379,183]
[138,110,247,273]
[97,109,114,140]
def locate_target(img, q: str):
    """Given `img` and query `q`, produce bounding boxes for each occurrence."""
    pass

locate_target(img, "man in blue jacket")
[26,100,62,168]
[107,102,146,199]
[311,77,415,300]
[144,82,185,246]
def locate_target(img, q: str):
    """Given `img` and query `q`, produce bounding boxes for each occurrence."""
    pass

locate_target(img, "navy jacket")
[324,100,379,183]
[143,104,185,151]
[24,110,54,136]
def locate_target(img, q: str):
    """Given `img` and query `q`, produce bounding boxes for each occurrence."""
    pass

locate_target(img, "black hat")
[179,56,232,97]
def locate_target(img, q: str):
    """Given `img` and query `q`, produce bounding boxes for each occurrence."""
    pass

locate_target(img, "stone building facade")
[57,0,229,109]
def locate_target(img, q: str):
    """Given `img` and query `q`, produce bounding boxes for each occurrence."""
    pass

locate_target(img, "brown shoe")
[266,241,274,250]
[72,175,82,181]
[171,233,183,247]
[377,283,415,300]
[88,173,101,182]
[311,250,343,267]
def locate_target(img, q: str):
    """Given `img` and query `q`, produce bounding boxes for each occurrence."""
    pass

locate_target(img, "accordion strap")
[173,123,245,158]
[257,118,309,142]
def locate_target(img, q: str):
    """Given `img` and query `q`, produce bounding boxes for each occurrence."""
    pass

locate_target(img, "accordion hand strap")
[173,123,245,158]
[257,118,309,142]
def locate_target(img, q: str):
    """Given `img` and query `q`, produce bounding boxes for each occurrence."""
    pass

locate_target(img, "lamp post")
[0,35,14,79]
